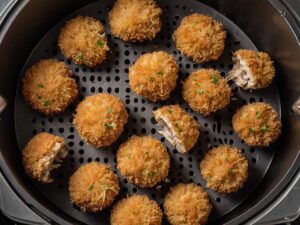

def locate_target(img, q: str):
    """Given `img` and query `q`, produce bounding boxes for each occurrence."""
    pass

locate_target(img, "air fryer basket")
[0,0,299,225]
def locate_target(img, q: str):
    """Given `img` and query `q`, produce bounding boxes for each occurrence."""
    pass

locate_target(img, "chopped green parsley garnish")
[156,71,163,76]
[43,100,49,107]
[261,124,268,132]
[88,184,94,191]
[167,109,173,114]
[256,111,261,119]
[249,127,256,134]
[38,83,44,88]
[211,76,219,84]
[108,108,113,114]
[96,40,104,48]
[104,122,117,129]
[197,89,204,94]
[76,52,84,60]
[227,169,233,176]
[175,122,183,132]
[147,171,156,179]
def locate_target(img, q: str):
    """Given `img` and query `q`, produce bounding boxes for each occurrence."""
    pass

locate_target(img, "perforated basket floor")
[14,0,281,224]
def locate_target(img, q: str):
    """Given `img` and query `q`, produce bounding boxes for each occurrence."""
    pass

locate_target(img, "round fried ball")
[58,16,109,67]
[232,102,281,147]
[129,51,178,102]
[226,49,275,90]
[153,105,200,154]
[22,132,67,183]
[182,69,231,116]
[164,183,212,225]
[200,145,248,194]
[73,94,128,148]
[69,162,120,212]
[117,135,170,187]
[22,59,78,115]
[109,0,162,42]
[111,195,163,225]
[173,13,226,63]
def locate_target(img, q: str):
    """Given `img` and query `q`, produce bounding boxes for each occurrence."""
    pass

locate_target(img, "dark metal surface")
[0,0,299,225]
[13,1,281,224]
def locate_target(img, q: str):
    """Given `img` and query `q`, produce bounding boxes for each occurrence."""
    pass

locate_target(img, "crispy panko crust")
[182,69,231,116]
[69,162,120,212]
[22,59,78,115]
[111,195,163,225]
[22,132,67,183]
[200,145,248,194]
[173,13,226,63]
[109,0,162,42]
[153,105,200,153]
[232,102,281,147]
[164,183,212,225]
[129,51,179,102]
[229,49,275,89]
[73,93,128,148]
[58,16,109,67]
[117,135,170,187]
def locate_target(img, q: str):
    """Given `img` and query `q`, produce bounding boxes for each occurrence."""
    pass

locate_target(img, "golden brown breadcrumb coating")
[164,183,212,225]
[73,93,128,148]
[111,195,163,225]
[58,16,109,67]
[117,135,170,187]
[129,51,178,102]
[153,105,200,154]
[109,0,162,42]
[232,102,281,147]
[226,49,275,90]
[22,59,78,115]
[182,69,231,116]
[69,162,119,212]
[173,13,226,63]
[200,145,248,194]
[22,132,67,183]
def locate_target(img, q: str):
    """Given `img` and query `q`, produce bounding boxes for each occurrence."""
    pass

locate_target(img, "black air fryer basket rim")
[0,0,299,225]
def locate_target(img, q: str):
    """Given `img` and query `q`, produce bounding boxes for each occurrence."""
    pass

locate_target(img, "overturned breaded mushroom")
[22,59,78,115]
[200,145,248,194]
[109,0,162,42]
[73,93,128,148]
[69,162,120,212]
[111,195,163,225]
[129,51,179,102]
[226,49,275,90]
[232,102,281,147]
[182,68,231,116]
[173,13,226,63]
[58,16,109,67]
[22,132,67,183]
[164,183,212,225]
[153,105,200,154]
[117,136,170,187]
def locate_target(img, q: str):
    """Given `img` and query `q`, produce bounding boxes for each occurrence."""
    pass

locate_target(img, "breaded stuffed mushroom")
[22,59,78,115]
[111,195,163,225]
[117,136,170,187]
[182,69,231,116]
[173,13,226,63]
[164,183,212,225]
[200,145,248,194]
[69,162,120,212]
[129,51,178,102]
[226,49,275,90]
[232,102,281,147]
[22,132,67,183]
[73,94,128,148]
[58,16,109,67]
[153,105,200,154]
[109,0,162,42]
